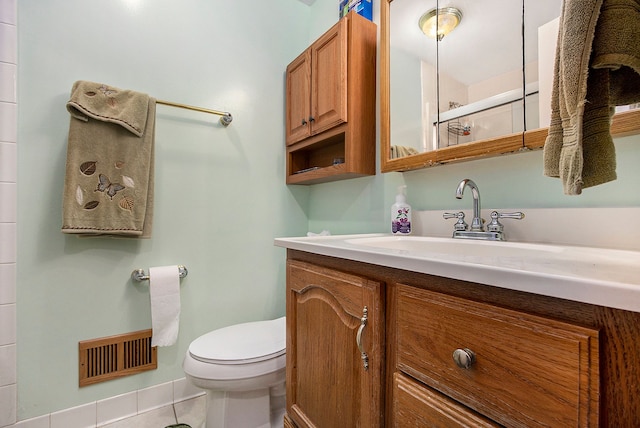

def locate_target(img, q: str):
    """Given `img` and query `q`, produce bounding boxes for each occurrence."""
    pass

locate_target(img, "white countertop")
[274,233,640,313]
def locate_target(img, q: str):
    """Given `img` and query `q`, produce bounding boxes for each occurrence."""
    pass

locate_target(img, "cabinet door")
[286,260,384,428]
[310,18,348,136]
[286,50,311,145]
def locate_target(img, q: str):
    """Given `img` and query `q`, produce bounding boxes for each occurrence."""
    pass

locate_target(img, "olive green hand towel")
[591,0,640,102]
[543,0,640,195]
[62,81,155,237]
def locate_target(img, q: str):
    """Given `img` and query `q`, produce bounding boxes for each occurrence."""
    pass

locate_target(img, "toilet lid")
[189,316,285,364]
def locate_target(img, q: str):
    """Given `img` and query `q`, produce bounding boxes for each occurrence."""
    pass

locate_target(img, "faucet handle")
[487,211,525,233]
[443,211,469,231]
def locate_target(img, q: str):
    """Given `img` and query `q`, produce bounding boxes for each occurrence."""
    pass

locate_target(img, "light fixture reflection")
[418,7,463,41]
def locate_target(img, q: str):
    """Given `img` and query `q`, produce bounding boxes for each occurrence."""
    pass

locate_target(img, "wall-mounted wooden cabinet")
[285,11,377,185]
[285,19,347,146]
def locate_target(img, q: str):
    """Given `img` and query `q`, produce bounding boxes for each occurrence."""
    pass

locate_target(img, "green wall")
[16,0,640,419]
[17,0,312,418]
[307,136,640,235]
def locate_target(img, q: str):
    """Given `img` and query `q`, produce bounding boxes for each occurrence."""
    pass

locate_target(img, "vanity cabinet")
[284,260,385,427]
[284,250,640,427]
[285,11,376,185]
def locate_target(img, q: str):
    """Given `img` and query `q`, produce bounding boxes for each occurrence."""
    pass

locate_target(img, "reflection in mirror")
[386,0,561,159]
[525,0,639,131]
[389,0,437,159]
[382,0,640,172]
[436,0,523,149]
[525,0,562,131]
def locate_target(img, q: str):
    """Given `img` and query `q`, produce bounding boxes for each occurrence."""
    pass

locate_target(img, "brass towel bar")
[156,99,233,126]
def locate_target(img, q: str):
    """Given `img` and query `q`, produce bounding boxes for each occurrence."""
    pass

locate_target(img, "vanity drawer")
[396,285,600,427]
[393,371,500,427]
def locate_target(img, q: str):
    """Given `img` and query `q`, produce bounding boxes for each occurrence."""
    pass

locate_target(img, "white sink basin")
[344,236,564,258]
[274,233,640,313]
[343,235,639,285]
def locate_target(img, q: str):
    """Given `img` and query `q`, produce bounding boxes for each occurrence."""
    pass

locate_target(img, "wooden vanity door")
[286,259,384,428]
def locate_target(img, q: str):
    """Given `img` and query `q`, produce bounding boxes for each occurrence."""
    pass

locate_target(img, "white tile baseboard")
[13,378,205,428]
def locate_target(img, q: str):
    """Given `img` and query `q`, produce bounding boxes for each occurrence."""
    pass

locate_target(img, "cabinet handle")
[309,116,315,122]
[301,118,307,125]
[356,306,369,371]
[452,348,476,369]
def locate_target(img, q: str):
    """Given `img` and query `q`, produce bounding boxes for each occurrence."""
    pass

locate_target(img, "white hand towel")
[149,265,181,347]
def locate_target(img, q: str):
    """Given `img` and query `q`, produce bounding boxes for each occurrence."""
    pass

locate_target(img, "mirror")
[381,0,640,173]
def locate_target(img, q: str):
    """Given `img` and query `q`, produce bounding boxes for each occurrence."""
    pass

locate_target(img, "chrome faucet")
[456,179,483,231]
[443,178,525,241]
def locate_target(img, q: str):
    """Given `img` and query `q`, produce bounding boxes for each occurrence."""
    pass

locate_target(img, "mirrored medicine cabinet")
[380,0,640,173]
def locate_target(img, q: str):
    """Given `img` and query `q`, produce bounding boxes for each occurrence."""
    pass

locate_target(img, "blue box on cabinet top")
[339,0,373,21]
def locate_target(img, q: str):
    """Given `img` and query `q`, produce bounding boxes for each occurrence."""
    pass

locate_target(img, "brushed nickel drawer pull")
[356,306,369,371]
[453,348,476,369]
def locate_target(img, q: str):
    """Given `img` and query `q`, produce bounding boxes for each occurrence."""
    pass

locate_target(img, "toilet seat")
[189,317,285,365]
[183,316,286,382]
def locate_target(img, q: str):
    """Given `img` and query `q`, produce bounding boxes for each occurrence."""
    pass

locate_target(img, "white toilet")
[183,316,286,428]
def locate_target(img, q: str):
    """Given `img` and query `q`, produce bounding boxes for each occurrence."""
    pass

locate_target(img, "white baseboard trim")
[12,378,205,428]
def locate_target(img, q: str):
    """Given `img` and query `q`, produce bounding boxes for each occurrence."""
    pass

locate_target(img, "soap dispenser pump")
[391,185,412,235]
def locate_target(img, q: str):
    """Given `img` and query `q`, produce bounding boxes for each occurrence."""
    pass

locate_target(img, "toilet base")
[269,383,286,428]
[205,386,284,428]
[184,367,286,428]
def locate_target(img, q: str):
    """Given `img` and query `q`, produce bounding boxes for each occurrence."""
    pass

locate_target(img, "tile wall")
[13,378,204,428]
[0,0,18,426]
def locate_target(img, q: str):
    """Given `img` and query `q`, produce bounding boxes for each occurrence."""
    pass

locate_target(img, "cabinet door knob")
[452,348,476,369]
[301,118,307,125]
[356,306,369,371]
[309,116,315,122]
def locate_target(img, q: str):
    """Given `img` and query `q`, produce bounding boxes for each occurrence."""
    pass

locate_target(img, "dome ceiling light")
[419,7,463,41]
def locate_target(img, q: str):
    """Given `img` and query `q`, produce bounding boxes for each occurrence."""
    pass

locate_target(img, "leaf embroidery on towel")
[121,175,135,188]
[79,161,97,176]
[84,201,99,210]
[119,196,134,211]
[95,174,125,199]
[76,185,84,206]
